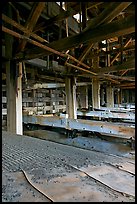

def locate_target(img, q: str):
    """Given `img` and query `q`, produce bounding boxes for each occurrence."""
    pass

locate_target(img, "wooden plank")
[15,14,135,60]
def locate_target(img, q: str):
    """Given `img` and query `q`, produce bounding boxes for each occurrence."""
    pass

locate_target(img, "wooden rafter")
[17,2,45,52]
[15,14,135,60]
[110,38,132,65]
[2,14,48,43]
[83,2,132,31]
[102,74,135,81]
[34,7,76,33]
[95,58,135,74]
[2,25,96,74]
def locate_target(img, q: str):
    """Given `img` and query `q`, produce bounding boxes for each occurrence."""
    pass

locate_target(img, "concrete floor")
[2,131,135,202]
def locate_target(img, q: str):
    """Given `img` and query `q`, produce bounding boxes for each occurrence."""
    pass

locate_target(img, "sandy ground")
[2,131,135,202]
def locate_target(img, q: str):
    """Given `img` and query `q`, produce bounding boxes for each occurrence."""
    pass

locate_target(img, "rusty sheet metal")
[105,161,135,175]
[20,166,135,202]
[75,164,135,197]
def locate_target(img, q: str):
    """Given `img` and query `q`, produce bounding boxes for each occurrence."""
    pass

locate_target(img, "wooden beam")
[77,43,93,65]
[17,2,45,52]
[103,74,135,81]
[15,14,135,60]
[2,14,48,43]
[65,62,97,76]
[118,82,135,87]
[2,25,95,73]
[77,2,130,67]
[83,2,132,32]
[110,38,132,65]
[34,7,77,33]
[86,2,103,10]
[95,58,135,74]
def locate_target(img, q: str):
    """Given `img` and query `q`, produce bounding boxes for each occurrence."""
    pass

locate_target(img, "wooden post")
[5,4,16,133]
[92,43,100,110]
[65,77,77,119]
[16,62,23,135]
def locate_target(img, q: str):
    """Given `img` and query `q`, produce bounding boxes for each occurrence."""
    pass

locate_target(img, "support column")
[5,4,23,134]
[92,79,100,110]
[106,84,114,108]
[77,86,88,109]
[16,62,23,135]
[65,77,77,119]
[5,4,16,133]
[92,43,100,110]
[106,40,114,108]
[6,61,16,133]
[100,87,105,106]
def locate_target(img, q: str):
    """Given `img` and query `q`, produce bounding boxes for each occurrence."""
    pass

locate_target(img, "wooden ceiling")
[2,2,135,88]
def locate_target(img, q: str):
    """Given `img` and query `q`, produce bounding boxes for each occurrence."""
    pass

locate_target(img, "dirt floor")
[2,131,135,202]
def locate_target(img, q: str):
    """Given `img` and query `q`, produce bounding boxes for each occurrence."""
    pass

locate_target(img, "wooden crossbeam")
[15,14,135,60]
[102,74,135,81]
[2,14,48,43]
[34,7,76,33]
[83,2,132,32]
[17,2,45,52]
[95,58,135,74]
[110,38,132,65]
[2,25,96,74]
[77,43,93,65]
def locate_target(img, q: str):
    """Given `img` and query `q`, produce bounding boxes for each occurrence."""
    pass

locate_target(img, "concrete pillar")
[65,77,77,119]
[16,62,23,135]
[106,85,114,108]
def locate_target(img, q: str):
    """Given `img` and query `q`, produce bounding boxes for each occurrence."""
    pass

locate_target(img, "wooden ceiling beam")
[95,58,135,74]
[102,74,135,81]
[110,38,132,65]
[83,2,132,32]
[17,2,45,52]
[34,7,77,33]
[15,14,135,60]
[2,25,94,72]
[2,14,48,43]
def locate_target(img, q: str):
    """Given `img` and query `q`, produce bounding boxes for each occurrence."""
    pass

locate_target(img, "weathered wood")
[15,14,135,60]
[118,82,135,87]
[5,4,16,133]
[110,38,132,65]
[95,58,135,74]
[77,43,93,65]
[103,74,135,82]
[2,25,95,72]
[83,2,132,31]
[2,14,49,43]
[17,2,45,52]
[34,7,76,33]
[65,62,97,76]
